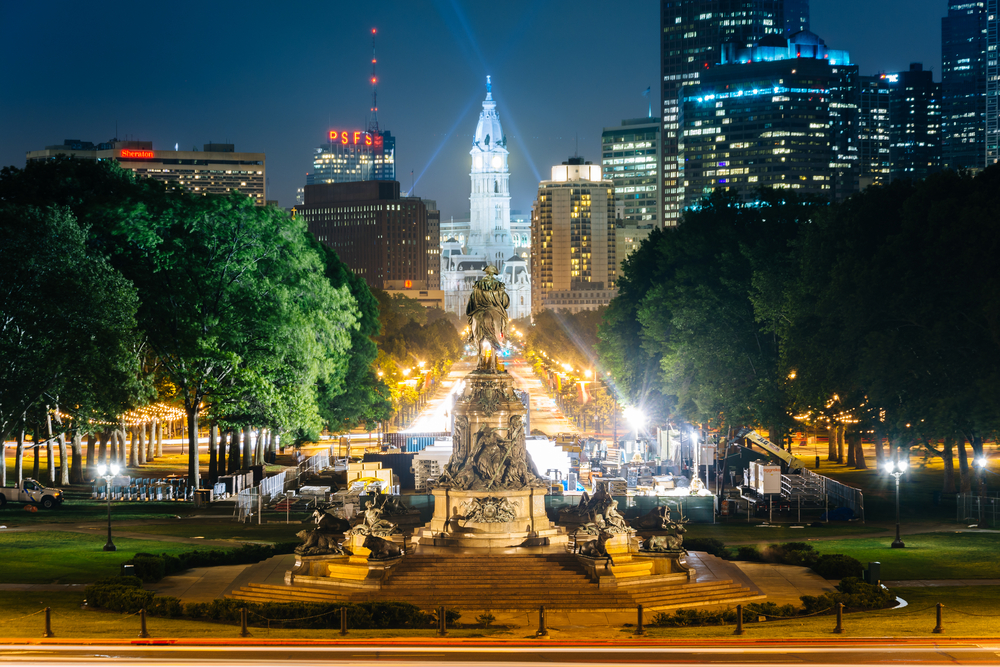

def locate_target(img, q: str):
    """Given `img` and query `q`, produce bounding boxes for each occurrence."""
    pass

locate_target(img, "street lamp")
[882,459,907,548]
[975,457,988,529]
[96,463,120,552]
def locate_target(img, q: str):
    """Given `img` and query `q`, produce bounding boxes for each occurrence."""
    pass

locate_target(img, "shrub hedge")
[83,577,461,629]
[124,542,298,582]
[651,579,894,627]
[682,537,727,558]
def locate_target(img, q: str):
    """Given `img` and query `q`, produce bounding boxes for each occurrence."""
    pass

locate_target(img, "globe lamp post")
[96,463,120,552]
[882,459,907,548]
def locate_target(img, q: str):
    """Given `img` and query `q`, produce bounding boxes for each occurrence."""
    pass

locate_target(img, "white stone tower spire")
[469,75,514,267]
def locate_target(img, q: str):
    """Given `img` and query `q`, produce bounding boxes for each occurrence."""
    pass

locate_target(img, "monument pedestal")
[414,486,567,548]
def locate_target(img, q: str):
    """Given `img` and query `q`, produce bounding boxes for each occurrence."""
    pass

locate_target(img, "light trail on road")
[3,640,999,666]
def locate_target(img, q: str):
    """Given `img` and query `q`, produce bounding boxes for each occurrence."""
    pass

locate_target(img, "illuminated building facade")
[307,129,395,185]
[297,180,429,291]
[942,0,987,171]
[26,140,266,204]
[887,63,942,182]
[531,158,616,315]
[660,0,787,226]
[440,78,530,320]
[680,31,858,203]
[859,75,892,188]
[601,117,662,225]
[989,0,999,165]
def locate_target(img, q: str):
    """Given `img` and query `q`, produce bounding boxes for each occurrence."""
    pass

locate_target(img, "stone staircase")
[228,552,764,612]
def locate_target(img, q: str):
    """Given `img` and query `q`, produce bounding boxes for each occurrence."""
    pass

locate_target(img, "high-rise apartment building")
[680,31,858,203]
[531,158,616,315]
[942,1,987,171]
[297,180,429,291]
[858,76,892,188]
[306,129,395,186]
[660,0,788,226]
[601,118,662,225]
[26,140,266,204]
[887,64,942,182]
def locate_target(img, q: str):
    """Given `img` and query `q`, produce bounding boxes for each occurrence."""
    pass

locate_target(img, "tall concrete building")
[887,64,942,182]
[660,0,788,226]
[680,31,858,203]
[942,0,987,172]
[601,117,662,225]
[531,158,616,315]
[440,78,530,321]
[26,139,266,204]
[859,76,893,188]
[297,180,430,291]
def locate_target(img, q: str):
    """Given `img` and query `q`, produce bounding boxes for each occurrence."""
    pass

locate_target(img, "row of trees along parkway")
[598,167,1000,494]
[0,158,395,489]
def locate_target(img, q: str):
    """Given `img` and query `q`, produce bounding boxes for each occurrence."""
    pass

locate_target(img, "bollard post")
[438,606,447,637]
[340,606,348,635]
[43,607,53,638]
[833,602,844,634]
[138,608,150,638]
[240,607,250,637]
[536,605,548,637]
[933,603,944,634]
[635,604,645,635]
[734,604,744,635]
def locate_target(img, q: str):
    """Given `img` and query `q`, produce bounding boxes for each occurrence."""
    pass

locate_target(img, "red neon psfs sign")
[327,130,384,148]
[120,149,154,159]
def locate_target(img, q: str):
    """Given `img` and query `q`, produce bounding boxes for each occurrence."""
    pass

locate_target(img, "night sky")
[1,1,944,221]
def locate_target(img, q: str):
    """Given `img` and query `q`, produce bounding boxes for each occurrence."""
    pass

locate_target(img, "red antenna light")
[367,28,380,136]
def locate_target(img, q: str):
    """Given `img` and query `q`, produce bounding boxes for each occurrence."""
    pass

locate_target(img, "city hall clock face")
[492,155,502,169]
[474,155,483,169]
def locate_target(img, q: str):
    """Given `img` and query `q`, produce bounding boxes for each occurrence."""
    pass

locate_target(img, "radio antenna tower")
[367,28,380,136]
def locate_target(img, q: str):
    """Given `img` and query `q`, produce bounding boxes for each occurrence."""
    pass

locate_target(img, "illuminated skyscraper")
[887,64,942,182]
[531,158,616,315]
[941,0,987,171]
[601,117,662,225]
[859,76,892,188]
[985,0,999,166]
[306,129,395,185]
[660,0,789,226]
[680,31,858,202]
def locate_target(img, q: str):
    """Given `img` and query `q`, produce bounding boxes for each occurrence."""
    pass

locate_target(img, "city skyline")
[2,0,945,221]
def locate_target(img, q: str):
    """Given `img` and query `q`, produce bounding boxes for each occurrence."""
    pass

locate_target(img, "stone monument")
[416,266,566,548]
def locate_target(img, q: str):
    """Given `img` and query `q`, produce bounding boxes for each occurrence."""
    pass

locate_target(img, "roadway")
[2,640,1000,666]
[404,355,580,438]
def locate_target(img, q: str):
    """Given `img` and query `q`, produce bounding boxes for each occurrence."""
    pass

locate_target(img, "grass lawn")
[685,522,885,543]
[120,520,310,543]
[640,586,1000,639]
[0,492,199,526]
[0,531,218,584]
[747,532,1000,581]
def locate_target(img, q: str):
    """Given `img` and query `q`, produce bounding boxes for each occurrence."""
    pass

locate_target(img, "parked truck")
[0,479,64,509]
